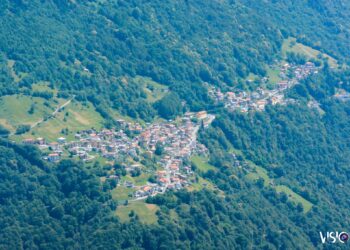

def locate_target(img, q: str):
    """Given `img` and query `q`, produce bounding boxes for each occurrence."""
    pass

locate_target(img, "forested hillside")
[2,0,350,249]
[1,0,350,116]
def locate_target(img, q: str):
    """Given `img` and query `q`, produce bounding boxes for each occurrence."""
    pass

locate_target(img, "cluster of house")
[208,62,319,113]
[22,137,66,162]
[134,112,215,198]
[134,163,194,198]
[24,111,215,199]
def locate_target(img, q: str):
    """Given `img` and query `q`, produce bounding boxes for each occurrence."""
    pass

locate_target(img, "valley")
[2,0,350,248]
[0,38,340,221]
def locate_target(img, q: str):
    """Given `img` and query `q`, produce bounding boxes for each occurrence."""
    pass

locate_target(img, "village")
[18,62,320,201]
[22,111,216,200]
[208,62,319,112]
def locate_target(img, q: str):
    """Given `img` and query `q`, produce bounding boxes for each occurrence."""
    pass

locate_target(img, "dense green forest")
[1,0,350,118]
[0,142,314,249]
[2,0,350,249]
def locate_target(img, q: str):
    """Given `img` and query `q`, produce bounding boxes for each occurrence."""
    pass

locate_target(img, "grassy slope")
[245,162,270,186]
[191,155,216,172]
[133,76,169,103]
[0,91,103,142]
[275,185,313,213]
[119,173,151,187]
[187,176,216,192]
[266,67,282,84]
[230,148,314,213]
[115,201,159,224]
[23,101,104,141]
[31,81,57,95]
[112,186,135,201]
[245,166,313,213]
[282,37,338,68]
[0,94,58,131]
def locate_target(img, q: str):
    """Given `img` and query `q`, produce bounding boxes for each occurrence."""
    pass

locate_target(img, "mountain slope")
[1,1,350,249]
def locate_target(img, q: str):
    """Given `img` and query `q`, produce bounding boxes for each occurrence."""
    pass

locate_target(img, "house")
[157,171,167,177]
[22,138,35,144]
[196,111,207,120]
[108,175,119,180]
[256,100,267,110]
[57,137,66,144]
[270,96,279,105]
[226,92,235,99]
[36,137,45,145]
[125,181,134,188]
[277,81,288,90]
[49,142,60,150]
[142,186,153,195]
[48,153,60,162]
[78,151,88,160]
[158,178,168,186]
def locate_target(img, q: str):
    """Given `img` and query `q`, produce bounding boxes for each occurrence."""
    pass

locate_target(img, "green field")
[282,37,338,68]
[115,201,159,224]
[26,101,104,141]
[0,94,58,132]
[191,155,216,173]
[246,73,259,82]
[111,186,135,201]
[245,165,270,187]
[266,67,282,84]
[0,94,103,142]
[134,76,169,103]
[276,185,313,213]
[132,173,151,186]
[188,176,216,192]
[240,148,313,213]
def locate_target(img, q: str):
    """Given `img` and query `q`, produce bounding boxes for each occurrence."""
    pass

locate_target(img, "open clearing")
[115,200,159,224]
[23,101,104,141]
[112,186,135,202]
[245,163,270,187]
[276,185,313,213]
[191,155,216,173]
[282,37,338,68]
[266,67,282,84]
[0,94,58,132]
[188,176,216,192]
[0,94,100,142]
[231,147,314,213]
[119,173,151,187]
[134,76,169,103]
[245,165,313,213]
